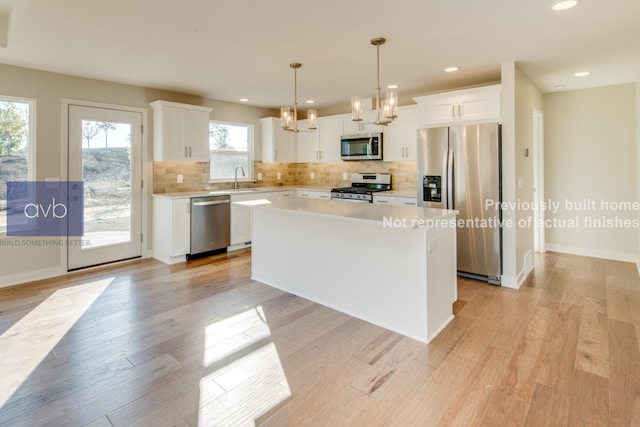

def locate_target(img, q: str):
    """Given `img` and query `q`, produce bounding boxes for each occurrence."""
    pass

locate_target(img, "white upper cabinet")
[261,117,296,163]
[297,115,342,163]
[318,115,342,162]
[150,100,212,161]
[413,84,501,127]
[295,119,321,163]
[342,110,384,135]
[382,105,418,162]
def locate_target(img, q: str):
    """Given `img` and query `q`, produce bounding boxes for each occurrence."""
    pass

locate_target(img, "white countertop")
[152,186,308,199]
[153,187,418,199]
[253,197,456,229]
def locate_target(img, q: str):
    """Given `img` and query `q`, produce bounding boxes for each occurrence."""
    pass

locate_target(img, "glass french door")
[68,104,142,270]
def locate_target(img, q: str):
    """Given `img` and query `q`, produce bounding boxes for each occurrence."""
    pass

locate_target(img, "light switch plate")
[257,172,263,181]
[277,172,281,180]
[177,174,183,184]
[310,172,315,180]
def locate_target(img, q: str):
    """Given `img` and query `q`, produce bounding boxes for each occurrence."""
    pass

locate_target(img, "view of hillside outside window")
[209,121,253,181]
[0,97,35,233]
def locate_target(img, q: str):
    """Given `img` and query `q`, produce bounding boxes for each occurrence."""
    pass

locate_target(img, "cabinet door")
[261,118,296,163]
[318,116,343,162]
[382,105,418,161]
[296,119,320,162]
[457,87,501,122]
[415,93,456,127]
[186,109,211,161]
[403,106,418,161]
[162,106,188,160]
[171,198,191,256]
[275,126,296,162]
[151,101,212,161]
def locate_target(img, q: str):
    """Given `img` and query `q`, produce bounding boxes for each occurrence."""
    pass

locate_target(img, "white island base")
[251,198,458,343]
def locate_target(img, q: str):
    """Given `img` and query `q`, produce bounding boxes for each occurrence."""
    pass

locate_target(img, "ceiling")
[0,0,639,110]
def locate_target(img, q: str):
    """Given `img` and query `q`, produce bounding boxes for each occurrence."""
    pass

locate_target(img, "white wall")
[544,84,637,262]
[637,76,640,274]
[0,63,275,288]
[500,62,544,288]
[500,62,518,288]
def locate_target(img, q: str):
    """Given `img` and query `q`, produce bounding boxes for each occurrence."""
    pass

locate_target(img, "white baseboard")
[545,243,638,263]
[0,267,61,289]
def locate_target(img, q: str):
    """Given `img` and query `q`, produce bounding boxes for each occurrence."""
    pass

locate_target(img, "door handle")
[192,200,230,207]
[447,148,454,209]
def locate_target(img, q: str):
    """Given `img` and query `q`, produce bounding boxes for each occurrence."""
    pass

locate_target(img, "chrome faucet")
[234,166,246,190]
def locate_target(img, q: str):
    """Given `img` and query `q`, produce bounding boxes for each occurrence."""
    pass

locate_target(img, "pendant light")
[351,37,397,126]
[280,63,317,132]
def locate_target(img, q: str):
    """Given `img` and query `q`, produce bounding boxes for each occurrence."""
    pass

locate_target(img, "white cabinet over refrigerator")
[413,84,501,127]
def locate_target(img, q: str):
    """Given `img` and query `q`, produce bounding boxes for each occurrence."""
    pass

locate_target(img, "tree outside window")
[209,122,253,181]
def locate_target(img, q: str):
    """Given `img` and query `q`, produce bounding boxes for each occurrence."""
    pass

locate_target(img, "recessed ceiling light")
[552,0,580,11]
[445,67,459,72]
[306,100,315,104]
[387,84,399,89]
[574,71,590,77]
[239,98,249,102]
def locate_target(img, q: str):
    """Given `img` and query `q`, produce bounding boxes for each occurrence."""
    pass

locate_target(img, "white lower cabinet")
[153,196,191,264]
[295,189,331,199]
[230,191,294,248]
[373,195,417,206]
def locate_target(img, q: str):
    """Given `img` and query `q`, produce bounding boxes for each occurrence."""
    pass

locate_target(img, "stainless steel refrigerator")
[417,123,502,285]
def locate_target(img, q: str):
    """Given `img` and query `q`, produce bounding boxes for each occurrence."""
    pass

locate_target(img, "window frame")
[208,120,254,183]
[0,95,37,236]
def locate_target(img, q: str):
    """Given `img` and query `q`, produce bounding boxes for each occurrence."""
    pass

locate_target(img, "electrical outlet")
[277,172,281,180]
[257,172,263,181]
[342,172,348,180]
[177,174,183,184]
[310,172,315,180]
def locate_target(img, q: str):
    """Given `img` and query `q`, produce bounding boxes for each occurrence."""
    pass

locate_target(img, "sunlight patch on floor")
[198,306,291,426]
[0,277,113,408]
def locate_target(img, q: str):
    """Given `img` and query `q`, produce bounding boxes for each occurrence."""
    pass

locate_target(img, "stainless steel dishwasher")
[188,195,231,259]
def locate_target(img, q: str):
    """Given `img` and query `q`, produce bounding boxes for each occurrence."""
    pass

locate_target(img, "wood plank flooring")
[1,250,640,426]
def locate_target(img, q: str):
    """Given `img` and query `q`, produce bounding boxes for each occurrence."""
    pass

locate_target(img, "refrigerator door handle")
[442,148,449,208]
[447,148,454,209]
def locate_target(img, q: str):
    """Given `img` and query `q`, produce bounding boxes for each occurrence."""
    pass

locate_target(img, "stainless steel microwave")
[340,133,383,161]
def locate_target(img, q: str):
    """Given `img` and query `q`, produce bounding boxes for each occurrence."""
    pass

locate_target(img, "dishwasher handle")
[192,199,230,207]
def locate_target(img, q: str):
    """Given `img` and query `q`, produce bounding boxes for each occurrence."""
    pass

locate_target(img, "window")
[209,121,253,182]
[0,96,36,233]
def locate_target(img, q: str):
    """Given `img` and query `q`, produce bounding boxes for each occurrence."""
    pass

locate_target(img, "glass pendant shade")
[385,91,398,118]
[307,109,318,130]
[280,107,292,130]
[351,96,363,121]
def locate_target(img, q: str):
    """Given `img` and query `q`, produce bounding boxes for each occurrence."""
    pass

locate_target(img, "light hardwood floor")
[1,250,639,426]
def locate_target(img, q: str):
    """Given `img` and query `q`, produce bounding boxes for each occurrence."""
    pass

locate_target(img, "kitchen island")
[251,198,458,343]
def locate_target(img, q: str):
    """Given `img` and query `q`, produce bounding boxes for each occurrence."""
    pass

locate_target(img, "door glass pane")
[81,120,132,248]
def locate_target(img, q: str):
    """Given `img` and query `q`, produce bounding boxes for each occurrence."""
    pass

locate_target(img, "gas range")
[331,173,391,203]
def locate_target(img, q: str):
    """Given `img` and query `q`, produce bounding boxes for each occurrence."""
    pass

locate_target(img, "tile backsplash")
[153,160,416,193]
